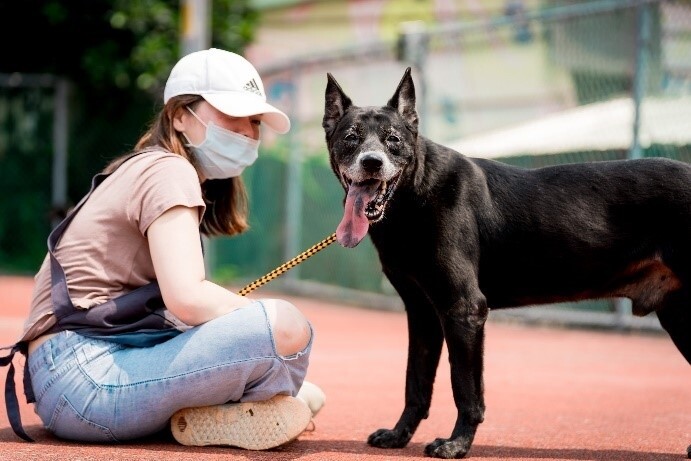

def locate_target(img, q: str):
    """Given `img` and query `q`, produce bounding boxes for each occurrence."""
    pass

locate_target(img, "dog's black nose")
[361,154,383,172]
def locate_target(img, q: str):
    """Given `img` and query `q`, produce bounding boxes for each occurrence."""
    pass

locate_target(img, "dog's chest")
[369,220,440,274]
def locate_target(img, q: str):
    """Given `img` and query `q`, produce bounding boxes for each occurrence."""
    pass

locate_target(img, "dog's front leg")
[368,276,444,449]
[425,292,488,459]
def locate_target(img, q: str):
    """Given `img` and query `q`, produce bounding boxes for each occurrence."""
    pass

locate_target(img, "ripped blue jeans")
[27,301,312,442]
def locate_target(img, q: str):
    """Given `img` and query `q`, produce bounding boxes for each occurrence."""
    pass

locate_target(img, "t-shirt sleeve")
[126,153,206,235]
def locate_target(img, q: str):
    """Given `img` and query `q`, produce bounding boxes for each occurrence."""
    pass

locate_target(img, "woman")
[12,48,324,450]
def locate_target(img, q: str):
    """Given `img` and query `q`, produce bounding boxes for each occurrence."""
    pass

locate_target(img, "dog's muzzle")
[336,154,401,248]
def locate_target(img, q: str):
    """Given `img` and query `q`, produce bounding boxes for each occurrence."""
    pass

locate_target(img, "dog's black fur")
[323,68,691,459]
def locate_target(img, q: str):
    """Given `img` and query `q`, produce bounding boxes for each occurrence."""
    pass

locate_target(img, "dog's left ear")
[387,67,418,135]
[323,73,353,138]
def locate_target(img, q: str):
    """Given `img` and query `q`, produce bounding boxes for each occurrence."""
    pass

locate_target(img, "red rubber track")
[1,276,689,461]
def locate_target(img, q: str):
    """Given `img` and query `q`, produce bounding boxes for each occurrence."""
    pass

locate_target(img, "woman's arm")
[147,205,251,325]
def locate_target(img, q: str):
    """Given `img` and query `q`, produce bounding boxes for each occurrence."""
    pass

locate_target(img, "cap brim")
[203,93,291,134]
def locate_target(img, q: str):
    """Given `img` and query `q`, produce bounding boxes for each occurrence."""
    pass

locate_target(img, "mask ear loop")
[186,106,208,127]
[182,107,207,146]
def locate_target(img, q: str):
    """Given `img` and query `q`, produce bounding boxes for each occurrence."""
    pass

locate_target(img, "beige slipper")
[171,395,311,450]
[296,380,326,417]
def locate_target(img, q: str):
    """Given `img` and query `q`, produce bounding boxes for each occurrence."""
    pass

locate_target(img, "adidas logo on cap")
[243,79,262,96]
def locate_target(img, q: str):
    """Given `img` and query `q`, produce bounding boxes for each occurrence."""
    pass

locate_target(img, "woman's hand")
[147,205,250,325]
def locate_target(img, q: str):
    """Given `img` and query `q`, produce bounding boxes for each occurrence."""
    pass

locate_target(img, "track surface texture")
[1,275,689,461]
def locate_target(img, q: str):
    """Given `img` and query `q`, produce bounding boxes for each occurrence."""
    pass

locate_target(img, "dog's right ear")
[323,73,352,138]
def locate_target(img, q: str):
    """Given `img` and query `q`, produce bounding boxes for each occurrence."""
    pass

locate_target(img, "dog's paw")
[367,428,411,448]
[424,438,471,459]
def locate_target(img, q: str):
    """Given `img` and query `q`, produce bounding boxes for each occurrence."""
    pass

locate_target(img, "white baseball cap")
[164,48,290,134]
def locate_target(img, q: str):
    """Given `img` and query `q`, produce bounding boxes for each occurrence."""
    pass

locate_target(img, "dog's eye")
[344,133,358,142]
[386,135,400,143]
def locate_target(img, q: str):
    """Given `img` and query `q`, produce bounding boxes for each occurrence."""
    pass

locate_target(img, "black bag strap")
[0,166,113,444]
[44,169,185,344]
[1,148,163,442]
[1,343,33,442]
[48,171,109,316]
[48,149,160,316]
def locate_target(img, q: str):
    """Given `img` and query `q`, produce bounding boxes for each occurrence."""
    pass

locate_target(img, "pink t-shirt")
[19,150,206,343]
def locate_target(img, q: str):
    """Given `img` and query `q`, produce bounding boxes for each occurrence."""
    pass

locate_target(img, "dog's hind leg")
[367,273,444,449]
[656,290,691,365]
[655,287,691,459]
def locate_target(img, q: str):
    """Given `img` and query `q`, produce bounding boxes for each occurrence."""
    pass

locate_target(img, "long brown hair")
[103,94,249,237]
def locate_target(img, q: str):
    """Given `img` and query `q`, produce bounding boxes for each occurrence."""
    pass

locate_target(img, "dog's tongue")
[337,181,380,248]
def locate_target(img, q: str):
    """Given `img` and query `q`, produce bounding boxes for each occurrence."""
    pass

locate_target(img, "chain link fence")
[2,0,688,330]
[214,0,691,330]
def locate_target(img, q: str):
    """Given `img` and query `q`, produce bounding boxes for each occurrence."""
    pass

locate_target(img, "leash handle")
[238,233,337,296]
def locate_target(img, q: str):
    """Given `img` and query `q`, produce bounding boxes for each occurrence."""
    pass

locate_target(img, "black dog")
[322,67,690,459]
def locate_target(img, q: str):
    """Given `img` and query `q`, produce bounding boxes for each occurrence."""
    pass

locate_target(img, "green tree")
[0,0,258,272]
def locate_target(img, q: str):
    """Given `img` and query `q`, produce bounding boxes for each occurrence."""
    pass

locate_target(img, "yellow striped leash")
[238,233,337,296]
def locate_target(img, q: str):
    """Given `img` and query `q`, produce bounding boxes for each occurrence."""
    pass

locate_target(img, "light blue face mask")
[184,107,260,179]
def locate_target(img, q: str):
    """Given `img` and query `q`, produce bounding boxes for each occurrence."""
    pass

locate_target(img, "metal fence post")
[615,1,654,329]
[397,21,429,135]
[179,0,214,276]
[180,0,211,57]
[283,65,303,281]
[630,2,652,161]
[52,78,70,229]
